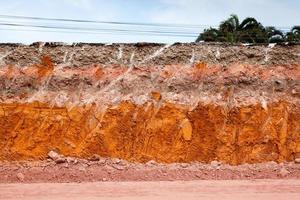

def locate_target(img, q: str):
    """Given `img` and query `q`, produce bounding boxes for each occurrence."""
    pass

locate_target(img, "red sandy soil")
[1,180,300,200]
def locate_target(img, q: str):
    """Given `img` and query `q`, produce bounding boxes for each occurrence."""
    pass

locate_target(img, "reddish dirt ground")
[1,157,300,183]
[1,180,300,200]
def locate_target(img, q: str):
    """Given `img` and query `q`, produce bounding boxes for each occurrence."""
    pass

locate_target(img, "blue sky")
[0,0,299,43]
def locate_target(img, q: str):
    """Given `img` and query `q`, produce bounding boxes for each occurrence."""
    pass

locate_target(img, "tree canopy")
[196,14,299,44]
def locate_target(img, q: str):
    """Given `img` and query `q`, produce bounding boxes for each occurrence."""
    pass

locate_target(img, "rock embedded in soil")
[279,168,290,177]
[55,158,67,164]
[112,164,126,170]
[88,155,101,161]
[16,172,24,181]
[48,151,66,164]
[48,151,60,160]
[211,161,222,167]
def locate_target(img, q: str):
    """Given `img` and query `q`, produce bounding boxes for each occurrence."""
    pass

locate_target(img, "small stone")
[89,154,101,161]
[66,157,76,164]
[275,80,282,85]
[78,166,86,172]
[95,159,105,166]
[195,174,202,178]
[113,158,121,164]
[48,151,60,160]
[279,167,290,177]
[211,161,221,167]
[274,80,285,92]
[292,89,299,96]
[102,178,107,181]
[295,158,300,164]
[146,160,157,166]
[180,163,189,168]
[55,158,66,164]
[112,164,125,170]
[16,173,24,181]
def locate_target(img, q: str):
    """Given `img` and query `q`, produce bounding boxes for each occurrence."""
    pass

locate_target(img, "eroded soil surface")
[1,155,300,183]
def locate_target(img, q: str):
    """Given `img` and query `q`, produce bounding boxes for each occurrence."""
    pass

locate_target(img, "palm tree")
[219,14,239,32]
[237,18,266,43]
[285,26,300,43]
[196,14,240,43]
[265,27,285,43]
[218,14,240,43]
[195,14,289,44]
[196,15,299,44]
[195,28,220,42]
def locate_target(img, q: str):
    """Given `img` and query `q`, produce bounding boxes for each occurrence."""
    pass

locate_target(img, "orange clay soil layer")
[1,101,300,165]
[0,43,299,165]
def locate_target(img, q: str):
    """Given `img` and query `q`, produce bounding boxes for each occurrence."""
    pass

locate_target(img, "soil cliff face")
[0,43,300,164]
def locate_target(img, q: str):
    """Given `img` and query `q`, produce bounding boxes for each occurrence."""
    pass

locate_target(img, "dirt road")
[1,180,300,200]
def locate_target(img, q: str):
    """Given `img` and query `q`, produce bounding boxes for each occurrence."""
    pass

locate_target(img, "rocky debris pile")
[1,157,300,183]
[46,151,130,169]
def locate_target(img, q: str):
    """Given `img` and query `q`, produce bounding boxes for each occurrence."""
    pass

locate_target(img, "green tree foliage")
[285,26,300,43]
[196,15,299,44]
